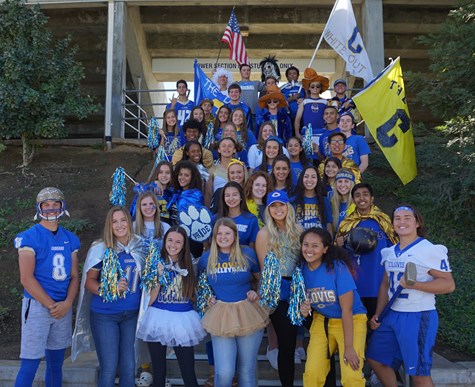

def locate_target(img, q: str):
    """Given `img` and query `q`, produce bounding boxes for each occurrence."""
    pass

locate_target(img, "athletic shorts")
[366,309,438,376]
[20,297,72,359]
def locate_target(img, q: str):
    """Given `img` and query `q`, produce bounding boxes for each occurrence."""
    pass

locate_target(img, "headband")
[394,206,414,214]
[335,170,355,182]
[227,158,245,170]
[267,135,283,145]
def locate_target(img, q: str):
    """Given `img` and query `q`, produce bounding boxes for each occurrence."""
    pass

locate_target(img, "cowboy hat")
[302,68,329,92]
[258,85,288,109]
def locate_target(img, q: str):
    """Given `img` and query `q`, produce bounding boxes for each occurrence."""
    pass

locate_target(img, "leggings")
[147,342,198,387]
[15,348,65,387]
[270,300,298,387]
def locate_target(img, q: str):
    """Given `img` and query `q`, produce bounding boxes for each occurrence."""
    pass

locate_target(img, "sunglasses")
[267,99,279,104]
[309,84,322,89]
[330,140,345,145]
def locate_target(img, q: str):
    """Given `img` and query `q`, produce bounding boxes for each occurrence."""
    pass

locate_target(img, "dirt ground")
[0,143,473,363]
[0,144,154,359]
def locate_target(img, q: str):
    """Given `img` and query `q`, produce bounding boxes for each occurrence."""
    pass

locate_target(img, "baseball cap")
[333,79,346,87]
[266,190,290,206]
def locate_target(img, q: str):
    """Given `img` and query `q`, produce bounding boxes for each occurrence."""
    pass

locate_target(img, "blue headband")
[394,206,414,214]
[335,170,355,183]
[267,135,283,145]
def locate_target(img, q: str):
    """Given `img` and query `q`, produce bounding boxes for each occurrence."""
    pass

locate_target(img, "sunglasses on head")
[267,99,279,104]
[309,84,322,89]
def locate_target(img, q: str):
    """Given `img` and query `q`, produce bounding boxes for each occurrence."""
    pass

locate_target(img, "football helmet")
[34,187,70,221]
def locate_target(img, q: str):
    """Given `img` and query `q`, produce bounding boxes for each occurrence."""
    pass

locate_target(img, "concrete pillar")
[104,0,126,144]
[362,0,385,77]
[362,0,384,138]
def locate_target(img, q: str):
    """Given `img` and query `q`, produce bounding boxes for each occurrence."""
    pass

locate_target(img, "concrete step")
[1,351,474,386]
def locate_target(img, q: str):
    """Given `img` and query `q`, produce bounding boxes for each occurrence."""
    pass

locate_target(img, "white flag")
[323,0,373,83]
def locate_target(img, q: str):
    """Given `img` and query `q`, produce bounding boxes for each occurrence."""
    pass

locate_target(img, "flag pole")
[216,5,236,69]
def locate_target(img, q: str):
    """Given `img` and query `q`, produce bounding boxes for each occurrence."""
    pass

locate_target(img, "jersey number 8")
[52,253,67,281]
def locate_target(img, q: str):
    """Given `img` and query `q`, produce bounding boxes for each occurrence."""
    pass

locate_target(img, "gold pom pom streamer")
[147,117,161,150]
[302,123,313,157]
[288,266,307,326]
[203,122,215,150]
[259,251,281,309]
[99,248,128,302]
[196,272,215,318]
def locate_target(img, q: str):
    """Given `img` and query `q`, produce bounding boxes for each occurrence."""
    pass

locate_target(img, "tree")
[0,0,99,166]
[409,1,475,120]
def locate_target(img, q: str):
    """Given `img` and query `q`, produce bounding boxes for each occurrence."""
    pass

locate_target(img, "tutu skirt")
[202,299,269,337]
[137,307,206,346]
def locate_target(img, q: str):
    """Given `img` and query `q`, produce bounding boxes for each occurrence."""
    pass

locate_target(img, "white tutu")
[137,307,206,347]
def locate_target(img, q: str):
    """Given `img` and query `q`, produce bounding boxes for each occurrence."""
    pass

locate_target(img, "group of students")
[14,65,455,387]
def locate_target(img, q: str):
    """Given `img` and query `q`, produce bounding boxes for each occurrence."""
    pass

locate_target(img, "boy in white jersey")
[367,205,455,387]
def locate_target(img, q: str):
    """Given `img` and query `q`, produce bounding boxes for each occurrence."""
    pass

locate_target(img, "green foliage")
[408,1,475,119]
[0,0,99,164]
[61,218,95,234]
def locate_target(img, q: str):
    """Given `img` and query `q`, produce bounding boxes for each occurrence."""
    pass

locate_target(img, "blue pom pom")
[302,124,313,157]
[259,251,281,309]
[203,122,215,150]
[141,241,170,291]
[110,167,127,206]
[288,266,307,326]
[147,117,161,150]
[99,248,127,302]
[196,272,215,318]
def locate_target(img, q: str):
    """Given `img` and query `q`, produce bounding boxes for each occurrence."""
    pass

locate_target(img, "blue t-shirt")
[336,202,348,229]
[345,219,393,298]
[342,135,371,166]
[302,261,366,318]
[166,100,194,129]
[151,269,193,312]
[90,251,142,313]
[212,212,259,246]
[291,196,333,230]
[198,247,260,302]
[319,128,341,157]
[289,160,304,188]
[14,224,80,302]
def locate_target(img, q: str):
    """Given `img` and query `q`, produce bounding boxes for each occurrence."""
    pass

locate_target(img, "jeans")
[90,310,138,387]
[211,329,264,387]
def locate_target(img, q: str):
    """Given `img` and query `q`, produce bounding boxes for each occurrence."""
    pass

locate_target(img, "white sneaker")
[295,347,306,361]
[136,371,153,386]
[266,346,279,370]
[294,350,301,364]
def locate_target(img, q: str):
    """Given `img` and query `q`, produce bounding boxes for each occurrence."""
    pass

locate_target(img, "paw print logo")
[179,205,212,242]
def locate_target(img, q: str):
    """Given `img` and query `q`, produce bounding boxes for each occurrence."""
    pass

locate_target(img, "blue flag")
[193,60,230,115]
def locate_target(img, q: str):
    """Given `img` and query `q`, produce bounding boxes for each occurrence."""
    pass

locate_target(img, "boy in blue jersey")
[166,79,195,129]
[14,187,80,387]
[280,66,306,135]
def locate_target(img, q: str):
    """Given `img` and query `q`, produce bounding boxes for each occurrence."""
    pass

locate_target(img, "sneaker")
[266,346,278,370]
[295,346,306,361]
[294,350,301,364]
[369,372,383,386]
[136,371,153,386]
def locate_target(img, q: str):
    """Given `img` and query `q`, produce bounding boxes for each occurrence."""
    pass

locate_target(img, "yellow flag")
[353,57,417,185]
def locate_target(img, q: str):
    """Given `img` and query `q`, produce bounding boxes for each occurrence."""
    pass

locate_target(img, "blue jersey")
[198,247,259,302]
[302,98,327,129]
[289,160,304,188]
[346,219,393,298]
[256,108,292,143]
[90,251,142,313]
[342,135,371,166]
[166,100,194,129]
[14,224,80,302]
[280,82,305,118]
[319,128,341,157]
[292,195,333,230]
[302,261,366,318]
[151,268,193,312]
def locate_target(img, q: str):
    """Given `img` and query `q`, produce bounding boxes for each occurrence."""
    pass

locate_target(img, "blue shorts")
[366,309,438,376]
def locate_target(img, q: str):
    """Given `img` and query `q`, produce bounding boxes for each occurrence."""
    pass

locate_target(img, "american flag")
[221,9,249,66]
